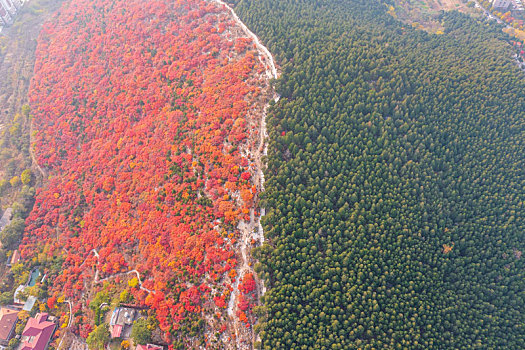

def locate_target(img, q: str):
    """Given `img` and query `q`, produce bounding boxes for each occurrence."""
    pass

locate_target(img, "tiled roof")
[0,308,18,342]
[20,313,56,350]
[136,345,163,350]
[110,324,122,339]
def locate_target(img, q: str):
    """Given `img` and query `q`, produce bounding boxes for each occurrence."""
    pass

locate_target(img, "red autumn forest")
[22,0,270,347]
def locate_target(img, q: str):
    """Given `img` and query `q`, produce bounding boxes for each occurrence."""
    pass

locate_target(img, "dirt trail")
[210,0,278,80]
[79,248,154,294]
[30,120,47,179]
[209,0,279,348]
[58,250,153,349]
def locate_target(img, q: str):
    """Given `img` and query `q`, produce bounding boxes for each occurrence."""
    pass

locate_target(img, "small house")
[109,307,137,339]
[20,313,56,350]
[0,307,18,346]
[136,345,163,350]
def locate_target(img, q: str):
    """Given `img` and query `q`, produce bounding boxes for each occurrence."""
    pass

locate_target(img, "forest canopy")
[234,0,525,348]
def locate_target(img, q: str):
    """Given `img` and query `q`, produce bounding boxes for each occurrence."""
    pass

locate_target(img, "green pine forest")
[233,0,525,348]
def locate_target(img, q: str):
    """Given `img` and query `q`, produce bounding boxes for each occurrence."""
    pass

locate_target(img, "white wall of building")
[0,0,23,27]
[493,0,512,8]
[0,0,17,16]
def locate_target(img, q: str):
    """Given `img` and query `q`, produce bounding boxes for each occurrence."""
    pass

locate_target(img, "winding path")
[56,300,73,350]
[57,249,152,349]
[29,120,47,179]
[211,0,278,80]
[209,0,279,348]
[83,249,154,294]
[96,269,155,294]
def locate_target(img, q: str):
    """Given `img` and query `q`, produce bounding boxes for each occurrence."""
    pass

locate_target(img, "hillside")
[22,0,273,348]
[0,0,63,212]
[0,0,63,317]
[5,0,525,349]
[235,0,525,349]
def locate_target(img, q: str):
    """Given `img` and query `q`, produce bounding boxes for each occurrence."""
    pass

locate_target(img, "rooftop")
[110,324,122,339]
[0,307,18,342]
[109,307,137,339]
[109,307,136,327]
[20,313,56,350]
[23,296,38,312]
[136,345,163,350]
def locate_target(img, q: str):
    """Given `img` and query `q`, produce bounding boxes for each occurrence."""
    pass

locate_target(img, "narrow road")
[66,300,72,327]
[471,0,507,27]
[56,300,73,350]
[470,0,525,72]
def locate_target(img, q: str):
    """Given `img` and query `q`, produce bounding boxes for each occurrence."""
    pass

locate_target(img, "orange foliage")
[21,0,265,345]
[443,243,454,254]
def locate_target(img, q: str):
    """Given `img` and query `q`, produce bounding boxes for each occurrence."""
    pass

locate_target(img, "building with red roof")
[20,313,56,350]
[0,307,18,346]
[110,324,122,338]
[109,307,136,339]
[136,345,163,350]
